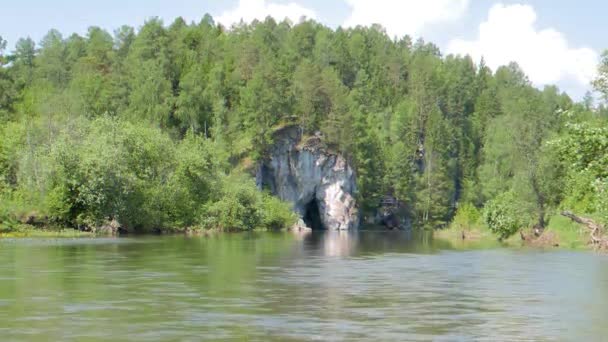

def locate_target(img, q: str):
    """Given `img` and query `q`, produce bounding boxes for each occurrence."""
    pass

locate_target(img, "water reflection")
[297,229,441,258]
[0,232,606,341]
[297,230,358,257]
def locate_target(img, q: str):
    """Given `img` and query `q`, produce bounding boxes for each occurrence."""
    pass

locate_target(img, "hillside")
[0,16,607,237]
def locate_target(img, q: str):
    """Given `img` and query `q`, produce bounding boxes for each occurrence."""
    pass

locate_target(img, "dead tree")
[561,211,607,249]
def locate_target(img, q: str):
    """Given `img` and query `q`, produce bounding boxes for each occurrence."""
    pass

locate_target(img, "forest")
[0,15,607,237]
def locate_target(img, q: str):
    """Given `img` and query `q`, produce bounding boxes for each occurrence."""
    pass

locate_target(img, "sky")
[1,0,606,99]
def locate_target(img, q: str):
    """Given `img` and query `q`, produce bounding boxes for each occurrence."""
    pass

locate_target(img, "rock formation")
[256,125,358,230]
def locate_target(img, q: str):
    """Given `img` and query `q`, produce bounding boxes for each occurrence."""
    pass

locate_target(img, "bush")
[483,190,530,240]
[203,176,262,231]
[595,179,608,225]
[43,117,175,231]
[261,193,297,230]
[165,132,221,227]
[451,202,481,231]
[0,205,18,232]
[2,116,296,233]
[561,169,597,215]
[202,174,296,231]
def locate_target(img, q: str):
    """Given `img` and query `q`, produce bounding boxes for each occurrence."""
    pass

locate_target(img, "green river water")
[0,230,607,341]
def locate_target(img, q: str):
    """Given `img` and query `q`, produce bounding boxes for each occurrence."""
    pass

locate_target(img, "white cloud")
[343,0,470,38]
[448,3,597,91]
[216,0,317,27]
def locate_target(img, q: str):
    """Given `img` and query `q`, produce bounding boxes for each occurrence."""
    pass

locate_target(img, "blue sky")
[1,0,606,99]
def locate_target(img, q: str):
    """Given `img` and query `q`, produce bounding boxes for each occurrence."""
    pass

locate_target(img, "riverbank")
[1,215,600,253]
[0,223,282,239]
[0,225,95,238]
[433,214,593,250]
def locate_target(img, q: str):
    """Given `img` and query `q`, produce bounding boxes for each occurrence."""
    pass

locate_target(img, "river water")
[0,231,606,341]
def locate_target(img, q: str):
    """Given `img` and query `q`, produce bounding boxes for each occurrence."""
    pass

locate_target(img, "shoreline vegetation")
[434,211,607,251]
[1,16,607,247]
[1,216,605,253]
[1,188,606,252]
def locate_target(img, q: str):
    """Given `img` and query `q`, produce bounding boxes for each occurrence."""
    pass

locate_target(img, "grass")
[433,204,506,249]
[0,225,95,238]
[1,204,95,238]
[433,213,593,250]
[544,214,590,249]
[433,225,506,250]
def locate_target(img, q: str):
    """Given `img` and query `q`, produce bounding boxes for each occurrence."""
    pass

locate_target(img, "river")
[0,231,606,341]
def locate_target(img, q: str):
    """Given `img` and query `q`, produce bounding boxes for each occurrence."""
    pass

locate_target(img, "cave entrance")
[303,199,325,230]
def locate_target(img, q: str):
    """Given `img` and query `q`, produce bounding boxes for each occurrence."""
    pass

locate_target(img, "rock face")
[256,126,359,230]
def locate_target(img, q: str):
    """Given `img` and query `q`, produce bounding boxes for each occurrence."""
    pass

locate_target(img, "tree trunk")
[531,175,546,229]
[560,211,607,249]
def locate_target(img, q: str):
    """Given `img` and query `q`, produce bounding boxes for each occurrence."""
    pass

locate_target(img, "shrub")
[202,175,262,230]
[202,174,296,231]
[483,190,530,240]
[451,202,481,231]
[2,116,296,232]
[261,193,297,230]
[40,117,176,231]
[561,169,597,215]
[595,179,608,225]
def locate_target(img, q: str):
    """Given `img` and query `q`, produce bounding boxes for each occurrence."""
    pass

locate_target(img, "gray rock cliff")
[256,126,358,230]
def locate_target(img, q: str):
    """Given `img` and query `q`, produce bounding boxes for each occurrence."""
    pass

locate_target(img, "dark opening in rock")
[303,199,325,230]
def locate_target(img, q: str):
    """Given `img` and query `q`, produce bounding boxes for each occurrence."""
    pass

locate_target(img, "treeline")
[0,15,607,235]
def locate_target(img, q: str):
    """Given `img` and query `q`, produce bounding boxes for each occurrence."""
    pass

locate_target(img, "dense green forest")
[0,15,607,236]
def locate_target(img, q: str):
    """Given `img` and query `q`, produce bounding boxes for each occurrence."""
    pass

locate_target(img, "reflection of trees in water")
[296,230,358,257]
[293,229,441,258]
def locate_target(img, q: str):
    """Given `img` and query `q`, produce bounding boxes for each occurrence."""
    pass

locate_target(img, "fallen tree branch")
[561,211,607,250]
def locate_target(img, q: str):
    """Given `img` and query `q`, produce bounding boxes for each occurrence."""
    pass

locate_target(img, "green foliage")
[43,117,174,230]
[550,117,608,224]
[483,191,531,240]
[0,17,605,234]
[204,177,262,231]
[595,179,608,224]
[593,50,608,102]
[451,203,481,231]
[545,214,588,249]
[203,175,295,231]
[261,194,298,230]
[0,115,293,232]
[561,169,597,214]
[555,122,608,178]
[0,205,20,232]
